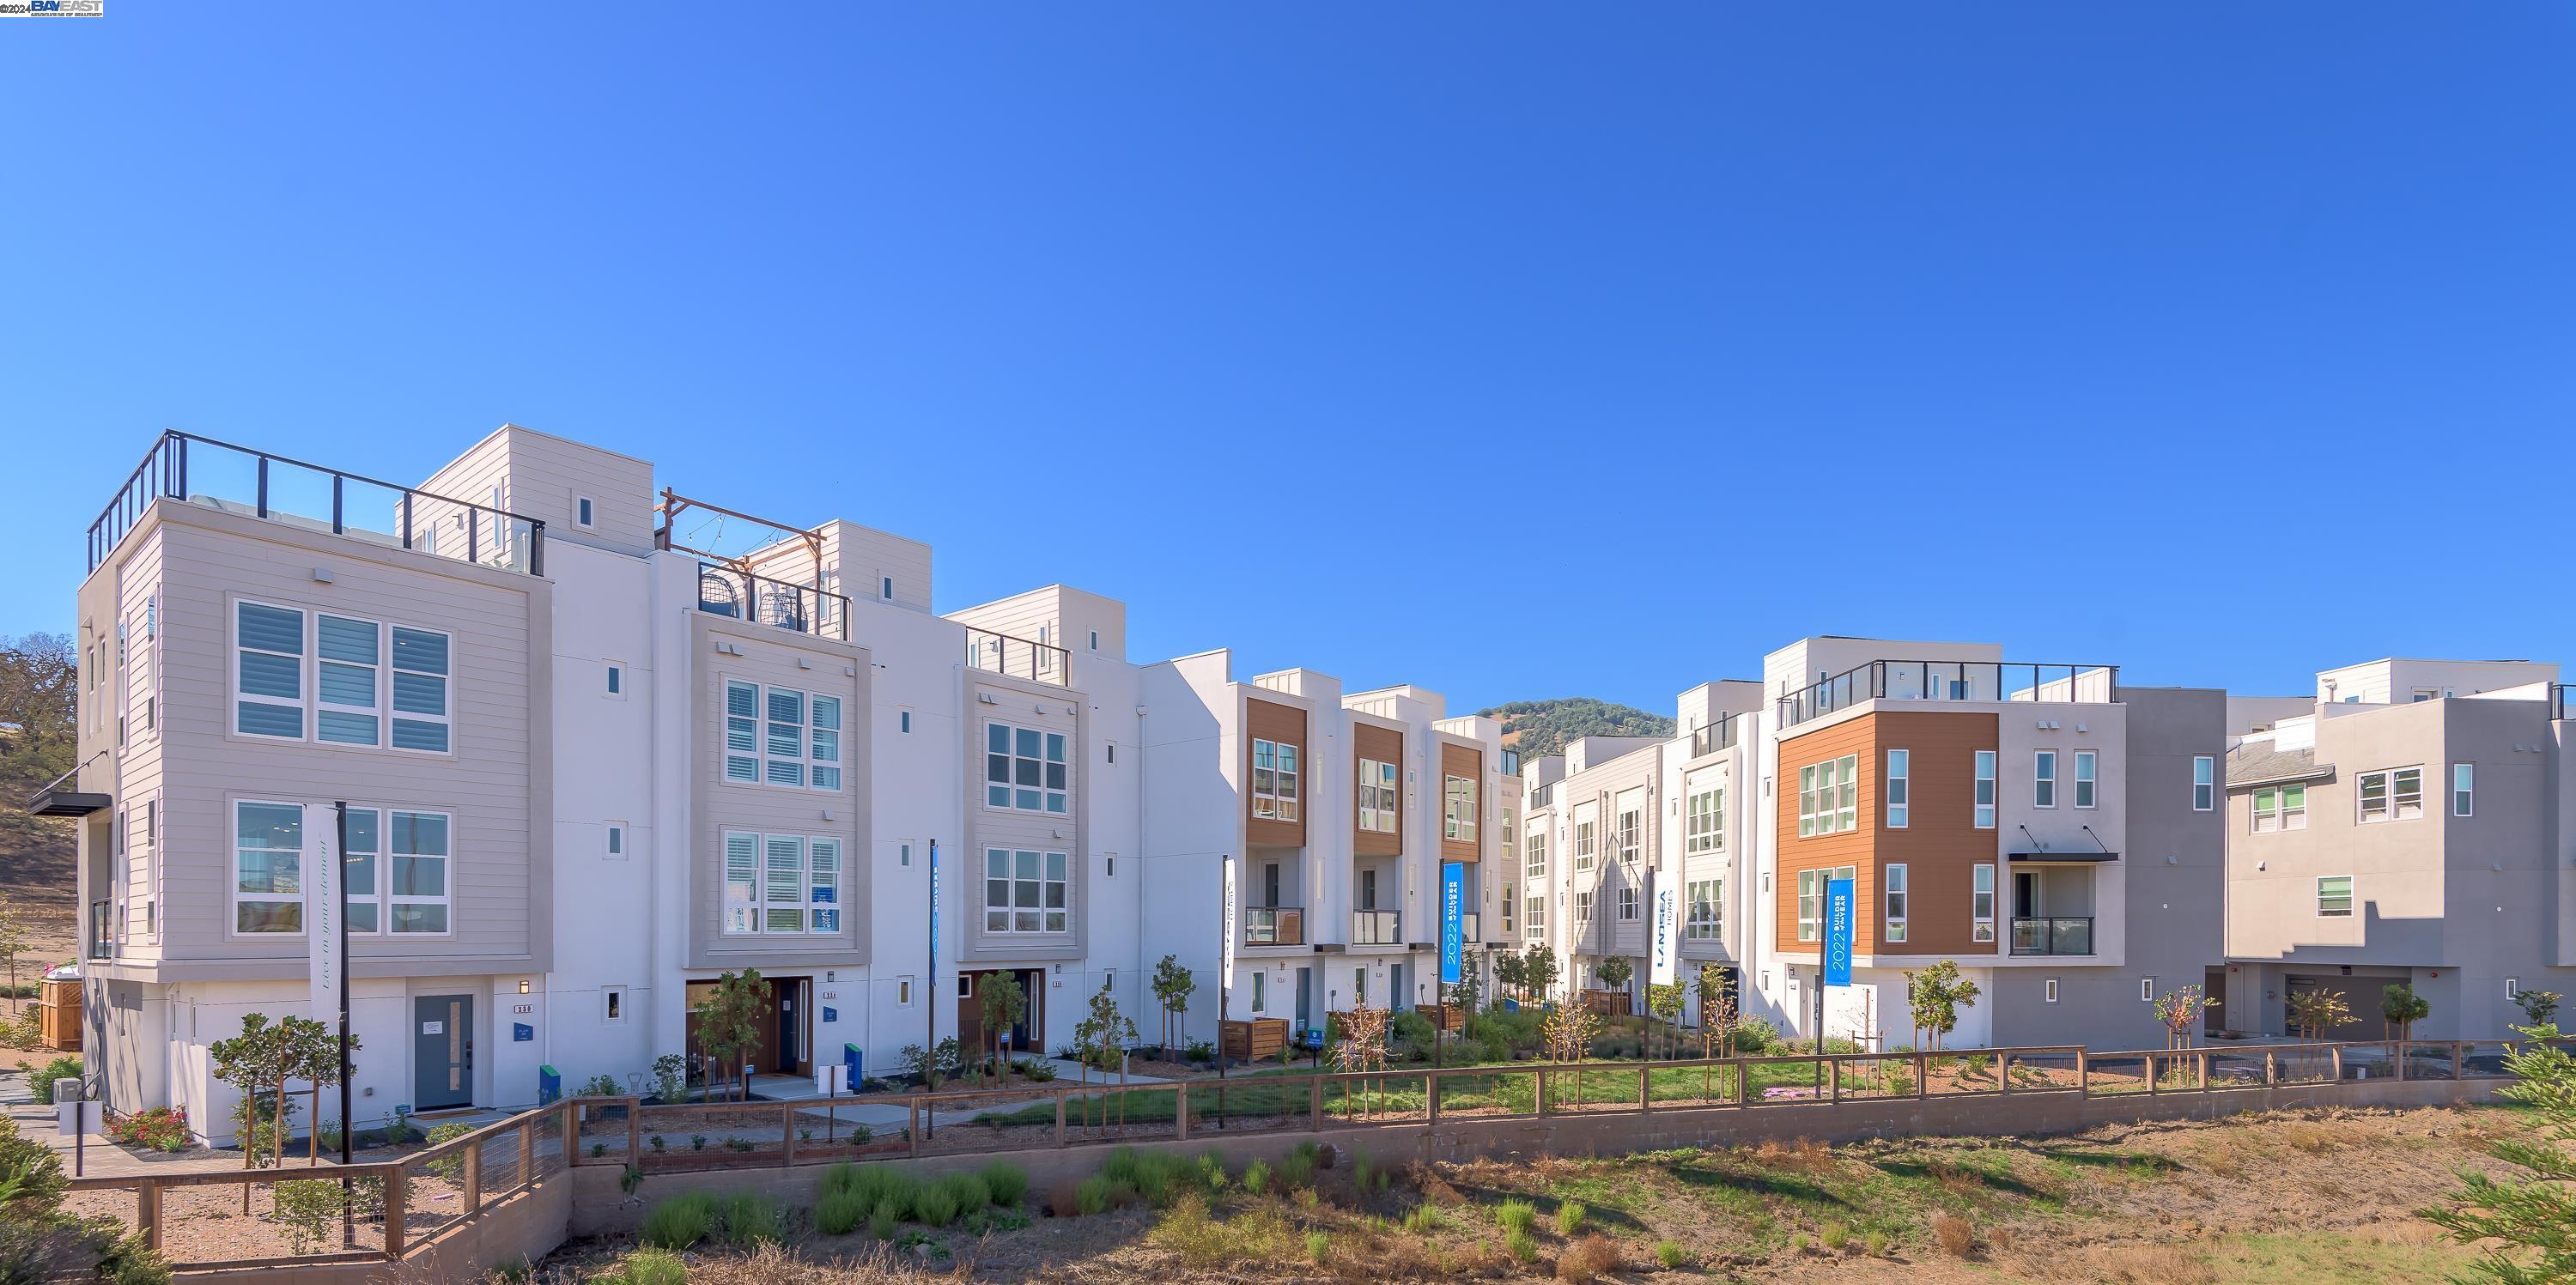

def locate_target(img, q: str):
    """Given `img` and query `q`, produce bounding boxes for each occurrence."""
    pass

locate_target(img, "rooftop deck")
[1777,659,2118,730]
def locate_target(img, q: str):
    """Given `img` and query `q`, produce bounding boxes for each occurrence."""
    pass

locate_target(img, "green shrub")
[422,1122,478,1180]
[1505,1227,1539,1264]
[1103,1147,1198,1207]
[1194,1150,1228,1193]
[1655,1240,1688,1268]
[1306,1229,1330,1264]
[579,1073,624,1098]
[935,1170,989,1213]
[1072,1175,1135,1215]
[867,1204,899,1239]
[271,1179,349,1255]
[1863,1229,1891,1257]
[1277,1149,1316,1191]
[599,1247,689,1285]
[975,1161,1029,1207]
[1820,1221,1851,1251]
[27,1056,82,1106]
[815,1187,870,1236]
[1555,1201,1588,1236]
[1400,1203,1441,1234]
[1496,1199,1537,1234]
[639,1191,718,1249]
[912,1182,962,1227]
[1734,1016,1781,1054]
[1242,1160,1271,1195]
[717,1192,785,1246]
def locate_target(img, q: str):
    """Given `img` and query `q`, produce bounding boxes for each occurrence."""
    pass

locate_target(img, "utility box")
[843,1043,863,1088]
[538,1064,562,1105]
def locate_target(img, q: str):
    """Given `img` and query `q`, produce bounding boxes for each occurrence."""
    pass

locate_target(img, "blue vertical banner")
[1823,876,1856,988]
[1439,861,1464,985]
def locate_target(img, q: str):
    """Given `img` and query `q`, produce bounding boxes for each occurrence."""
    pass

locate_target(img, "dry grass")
[2277,1121,2339,1154]
[1552,1233,1621,1283]
[1930,1212,1976,1258]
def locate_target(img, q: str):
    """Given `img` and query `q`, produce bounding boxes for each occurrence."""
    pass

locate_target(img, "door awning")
[2008,850,2118,863]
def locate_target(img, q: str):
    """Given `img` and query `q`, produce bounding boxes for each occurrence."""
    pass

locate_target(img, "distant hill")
[1478,698,1674,766]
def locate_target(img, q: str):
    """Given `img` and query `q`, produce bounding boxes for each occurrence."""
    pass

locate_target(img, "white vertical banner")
[302,803,340,1031]
[1649,870,1680,988]
[1218,859,1238,984]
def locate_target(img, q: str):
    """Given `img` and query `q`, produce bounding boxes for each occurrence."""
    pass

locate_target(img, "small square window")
[606,824,627,859]
[576,496,596,528]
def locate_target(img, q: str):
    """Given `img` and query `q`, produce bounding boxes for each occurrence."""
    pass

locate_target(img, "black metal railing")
[1777,660,2118,729]
[965,627,1072,688]
[1351,910,1400,946]
[88,430,547,577]
[1244,907,1306,947]
[2011,916,2095,956]
[696,563,850,640]
[88,900,112,961]
[1529,783,1553,808]
[2554,683,2573,722]
[1690,712,1742,758]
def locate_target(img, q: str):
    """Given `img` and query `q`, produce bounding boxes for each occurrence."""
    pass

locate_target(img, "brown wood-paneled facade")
[1353,721,1404,858]
[1440,741,1484,864]
[1773,710,1999,958]
[1244,697,1308,847]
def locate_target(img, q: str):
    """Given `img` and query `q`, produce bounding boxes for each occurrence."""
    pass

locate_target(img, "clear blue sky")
[6,6,2570,715]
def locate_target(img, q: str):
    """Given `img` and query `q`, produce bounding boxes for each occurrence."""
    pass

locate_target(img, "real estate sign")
[301,803,339,1029]
[1220,859,1239,982]
[1439,861,1463,985]
[1650,870,1679,986]
[1823,876,1855,988]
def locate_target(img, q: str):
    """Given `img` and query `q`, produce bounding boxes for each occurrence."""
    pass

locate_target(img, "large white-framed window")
[1357,758,1399,833]
[1884,750,1909,828]
[2358,766,2424,823]
[1573,888,1593,927]
[987,721,1069,814]
[809,695,842,791]
[1526,827,1547,877]
[386,809,452,935]
[1444,774,1477,841]
[232,601,452,754]
[1613,789,1641,864]
[2252,784,2307,833]
[1685,786,1725,853]
[1796,864,1856,943]
[1797,755,1859,837]
[1619,886,1639,921]
[1253,739,1300,821]
[1572,813,1597,871]
[763,688,806,787]
[2193,755,2215,810]
[1523,894,1544,936]
[1884,863,1908,943]
[2073,750,2097,809]
[2317,874,2354,918]
[724,681,841,792]
[1685,878,1722,940]
[1974,751,1998,829]
[234,601,307,741]
[722,831,842,934]
[985,847,1069,934]
[315,614,380,745]
[1502,809,1518,867]
[1971,863,1996,943]
[389,627,451,753]
[233,799,305,934]
[2451,763,2474,817]
[2033,750,2058,809]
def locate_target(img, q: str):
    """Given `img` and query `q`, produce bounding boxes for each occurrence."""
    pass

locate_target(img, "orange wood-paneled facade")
[1440,742,1484,864]
[1774,710,2000,958]
[1244,698,1308,847]
[1353,722,1405,858]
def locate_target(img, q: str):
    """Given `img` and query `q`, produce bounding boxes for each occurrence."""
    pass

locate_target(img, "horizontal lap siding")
[1354,722,1403,858]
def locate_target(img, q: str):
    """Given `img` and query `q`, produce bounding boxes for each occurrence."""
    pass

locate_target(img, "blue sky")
[5,5,2570,715]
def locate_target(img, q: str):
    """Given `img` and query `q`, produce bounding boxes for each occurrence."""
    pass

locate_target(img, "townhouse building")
[2221,659,2576,1040]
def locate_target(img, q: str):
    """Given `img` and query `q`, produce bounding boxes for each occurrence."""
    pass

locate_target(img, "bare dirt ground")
[532,1102,2530,1282]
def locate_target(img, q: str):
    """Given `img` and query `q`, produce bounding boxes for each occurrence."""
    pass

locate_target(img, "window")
[1974,751,1998,828]
[726,681,841,791]
[2033,750,2058,809]
[605,823,627,858]
[233,602,451,753]
[1358,870,1376,909]
[1686,879,1722,940]
[899,709,912,734]
[985,848,1069,933]
[1613,791,1639,864]
[316,615,380,745]
[880,576,894,602]
[809,695,841,791]
[1685,787,1725,852]
[1502,809,1517,868]
[1572,815,1597,870]
[1250,971,1266,1014]
[2193,755,2215,810]
[1796,870,1820,943]
[722,832,841,934]
[2140,978,2154,1003]
[1524,894,1544,936]
[1619,886,1639,921]
[1884,751,1908,828]
[605,664,623,696]
[1796,755,1858,837]
[2316,875,2354,918]
[987,721,1069,814]
[2044,979,2059,1003]
[1089,630,1099,651]
[603,987,626,1022]
[576,496,596,528]
[1526,827,1546,877]
[2452,763,2474,816]
[1445,774,1478,841]
[2073,750,2097,809]
[1573,889,1593,926]
[1501,882,1514,932]
[1884,864,1908,943]
[2252,785,2307,833]
[2358,767,2424,823]
[1253,739,1301,821]
[898,977,914,1007]
[1358,758,1400,833]
[383,809,452,935]
[390,627,451,752]
[234,800,303,933]
[1971,864,1996,943]
[234,603,306,740]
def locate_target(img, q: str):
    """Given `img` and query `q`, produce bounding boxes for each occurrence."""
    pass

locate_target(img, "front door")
[2203,967,2229,1035]
[776,979,806,1076]
[412,994,474,1110]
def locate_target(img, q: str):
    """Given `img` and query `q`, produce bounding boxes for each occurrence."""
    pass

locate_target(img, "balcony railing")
[1351,910,1400,946]
[88,430,546,577]
[2011,916,2095,956]
[1777,660,2118,730]
[965,627,1072,688]
[1460,912,1481,942]
[1689,712,1742,758]
[1529,783,1553,808]
[1244,907,1305,947]
[88,900,111,961]
[696,563,849,640]
[2555,684,2573,722]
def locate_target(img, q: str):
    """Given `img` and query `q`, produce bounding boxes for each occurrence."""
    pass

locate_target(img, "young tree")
[978,972,1027,1078]
[1542,1000,1599,1064]
[1698,963,1739,1058]
[2423,1027,2576,1282]
[210,1012,289,1209]
[2285,987,2357,1042]
[1647,982,1686,1063]
[280,1018,361,1165]
[2153,985,2217,1051]
[692,970,769,1102]
[0,898,28,1018]
[1149,955,1194,1060]
[1494,949,1528,1002]
[1521,945,1561,1003]
[1595,956,1633,1003]
[2513,989,2563,1033]
[2382,982,2432,1044]
[1072,977,1138,1130]
[1903,961,1982,1052]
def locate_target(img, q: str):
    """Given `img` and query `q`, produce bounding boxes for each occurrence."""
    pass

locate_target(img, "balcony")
[89,431,545,577]
[1777,659,2118,730]
[88,901,111,961]
[1244,907,1305,947]
[1459,912,1481,943]
[1351,910,1401,946]
[696,563,850,640]
[1689,712,1742,758]
[2555,683,2574,722]
[2010,916,2095,956]
[966,628,1071,688]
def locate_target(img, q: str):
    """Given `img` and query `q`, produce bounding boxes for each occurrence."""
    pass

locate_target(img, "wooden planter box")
[1413,1003,1465,1033]
[1221,1018,1291,1061]
[38,979,81,1051]
[1581,990,1633,1017]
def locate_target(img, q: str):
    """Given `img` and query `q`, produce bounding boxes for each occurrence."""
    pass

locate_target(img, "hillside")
[1477,698,1674,765]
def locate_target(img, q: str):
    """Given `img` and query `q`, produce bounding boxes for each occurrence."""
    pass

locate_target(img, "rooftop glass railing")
[1777,660,2118,729]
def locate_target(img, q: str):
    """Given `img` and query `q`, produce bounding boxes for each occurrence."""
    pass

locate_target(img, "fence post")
[2395,1041,2408,1082]
[782,1102,799,1167]
[626,1096,641,1161]
[464,1141,483,1215]
[2148,1052,2160,1095]
[1309,1076,1323,1131]
[1827,1056,1840,1104]
[1534,1068,1548,1118]
[1055,1090,1068,1148]
[1998,1052,2012,1095]
[1174,1082,1190,1142]
[2197,1051,2209,1091]
[1733,1058,1747,1106]
[908,1101,921,1159]
[1637,1065,1650,1112]
[1915,1052,1927,1100]
[136,1178,160,1252]
[563,1100,580,1171]
[384,1166,409,1260]
[1427,1072,1441,1125]
[2264,1048,2277,1087]
[2330,1045,2344,1082]
[2076,1050,2090,1096]
[519,1119,536,1191]
[2451,1042,2464,1081]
